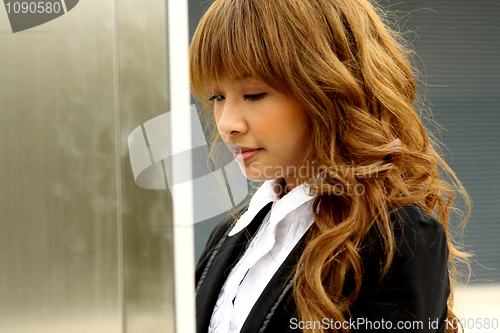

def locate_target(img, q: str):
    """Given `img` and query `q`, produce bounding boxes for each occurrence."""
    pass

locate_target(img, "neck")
[276,177,298,198]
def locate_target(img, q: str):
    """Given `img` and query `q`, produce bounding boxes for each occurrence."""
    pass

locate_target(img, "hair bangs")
[190,0,293,100]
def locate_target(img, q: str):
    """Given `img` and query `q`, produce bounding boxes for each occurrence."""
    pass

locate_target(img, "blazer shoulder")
[393,204,443,230]
[391,204,448,263]
[351,205,450,332]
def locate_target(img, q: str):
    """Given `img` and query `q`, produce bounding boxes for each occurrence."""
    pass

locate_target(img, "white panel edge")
[167,0,196,333]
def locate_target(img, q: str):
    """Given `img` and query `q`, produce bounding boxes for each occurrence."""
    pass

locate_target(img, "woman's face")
[211,77,310,188]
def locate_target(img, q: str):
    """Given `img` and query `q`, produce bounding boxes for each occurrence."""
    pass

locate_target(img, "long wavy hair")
[190,0,470,332]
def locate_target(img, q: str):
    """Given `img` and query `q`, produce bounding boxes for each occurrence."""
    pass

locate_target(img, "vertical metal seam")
[220,166,236,209]
[164,4,177,333]
[112,0,126,332]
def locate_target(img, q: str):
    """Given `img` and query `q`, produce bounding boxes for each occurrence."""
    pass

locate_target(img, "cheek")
[282,123,310,160]
[249,113,273,138]
[290,110,311,145]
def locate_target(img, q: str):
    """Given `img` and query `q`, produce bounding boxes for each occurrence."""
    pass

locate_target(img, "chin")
[237,162,285,183]
[241,170,280,183]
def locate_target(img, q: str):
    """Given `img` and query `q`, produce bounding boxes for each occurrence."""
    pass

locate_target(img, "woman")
[190,0,470,332]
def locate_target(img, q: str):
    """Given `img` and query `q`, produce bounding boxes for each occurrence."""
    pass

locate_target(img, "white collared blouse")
[208,180,315,333]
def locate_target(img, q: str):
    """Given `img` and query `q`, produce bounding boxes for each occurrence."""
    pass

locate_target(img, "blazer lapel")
[239,232,307,333]
[196,202,273,333]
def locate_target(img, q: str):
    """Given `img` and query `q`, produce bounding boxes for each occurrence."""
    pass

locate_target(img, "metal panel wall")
[0,1,174,332]
[381,0,500,283]
[115,1,174,332]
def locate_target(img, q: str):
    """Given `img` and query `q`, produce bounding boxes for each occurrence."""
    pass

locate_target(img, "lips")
[236,148,263,163]
[226,143,263,163]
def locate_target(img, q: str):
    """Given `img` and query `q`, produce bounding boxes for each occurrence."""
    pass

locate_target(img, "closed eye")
[209,95,224,102]
[244,93,267,101]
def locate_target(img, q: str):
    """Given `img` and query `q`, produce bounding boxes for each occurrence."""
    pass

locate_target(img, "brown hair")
[190,0,470,332]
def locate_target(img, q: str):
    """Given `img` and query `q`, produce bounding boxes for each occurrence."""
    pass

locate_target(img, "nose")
[216,100,248,137]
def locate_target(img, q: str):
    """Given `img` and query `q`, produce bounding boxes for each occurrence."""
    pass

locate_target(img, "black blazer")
[195,204,450,333]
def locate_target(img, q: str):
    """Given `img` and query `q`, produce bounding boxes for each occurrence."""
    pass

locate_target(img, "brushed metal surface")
[115,0,174,332]
[0,0,174,332]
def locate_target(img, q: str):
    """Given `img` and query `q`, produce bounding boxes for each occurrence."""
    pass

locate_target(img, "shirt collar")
[228,180,315,236]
